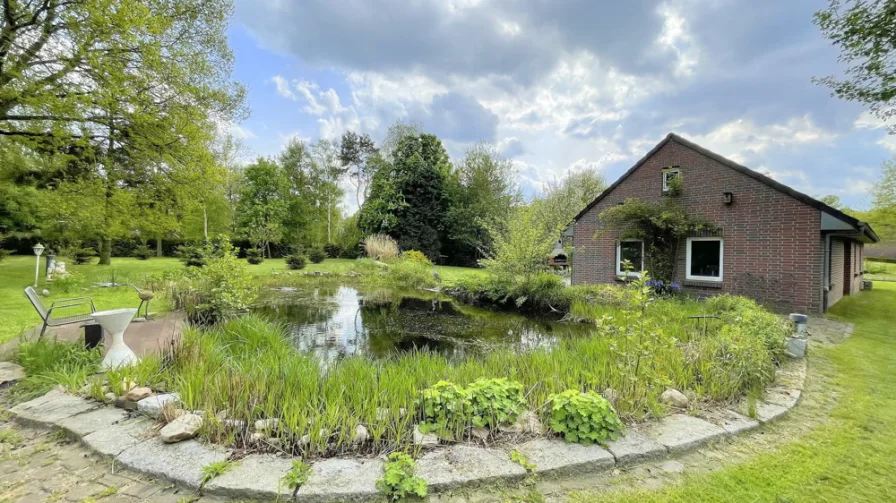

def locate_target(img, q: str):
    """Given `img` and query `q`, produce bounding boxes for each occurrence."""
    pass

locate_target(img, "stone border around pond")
[7,358,807,502]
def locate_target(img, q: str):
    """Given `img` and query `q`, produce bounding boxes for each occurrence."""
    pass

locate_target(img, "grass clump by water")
[154,273,788,458]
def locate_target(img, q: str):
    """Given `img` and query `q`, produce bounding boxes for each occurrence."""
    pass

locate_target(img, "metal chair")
[24,286,96,340]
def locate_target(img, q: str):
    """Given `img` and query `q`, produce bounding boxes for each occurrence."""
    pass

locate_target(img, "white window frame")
[662,169,680,192]
[686,237,724,282]
[616,239,644,278]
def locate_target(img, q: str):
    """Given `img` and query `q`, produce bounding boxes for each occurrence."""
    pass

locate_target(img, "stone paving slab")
[754,401,789,423]
[416,445,526,491]
[764,389,801,409]
[296,457,384,503]
[9,389,99,426]
[117,438,231,488]
[0,361,25,385]
[606,430,667,466]
[57,407,132,438]
[514,437,614,477]
[205,454,293,501]
[702,409,760,435]
[81,416,155,456]
[646,414,726,454]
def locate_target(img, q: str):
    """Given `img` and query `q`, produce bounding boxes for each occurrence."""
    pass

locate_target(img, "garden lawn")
[0,255,486,344]
[863,259,896,282]
[570,282,896,503]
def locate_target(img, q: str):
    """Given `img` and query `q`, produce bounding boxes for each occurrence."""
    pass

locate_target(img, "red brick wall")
[572,139,824,313]
[828,238,845,309]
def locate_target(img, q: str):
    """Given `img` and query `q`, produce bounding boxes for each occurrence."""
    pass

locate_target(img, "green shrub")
[467,378,526,429]
[285,254,307,270]
[51,271,87,293]
[400,250,432,266]
[324,243,343,258]
[0,248,10,262]
[418,381,469,437]
[132,244,154,260]
[376,453,427,501]
[418,378,525,434]
[71,247,95,265]
[175,243,206,267]
[308,247,327,264]
[246,248,264,265]
[548,390,624,446]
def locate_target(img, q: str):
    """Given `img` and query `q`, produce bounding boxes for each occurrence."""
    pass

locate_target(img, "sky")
[224,0,895,213]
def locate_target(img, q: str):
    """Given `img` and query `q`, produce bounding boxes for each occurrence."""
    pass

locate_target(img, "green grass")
[864,258,896,282]
[0,255,484,344]
[569,283,896,503]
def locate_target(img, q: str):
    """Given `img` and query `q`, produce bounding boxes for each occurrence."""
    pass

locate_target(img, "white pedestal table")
[92,308,139,370]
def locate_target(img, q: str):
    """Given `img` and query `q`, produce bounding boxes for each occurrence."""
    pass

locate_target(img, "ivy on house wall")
[597,198,715,281]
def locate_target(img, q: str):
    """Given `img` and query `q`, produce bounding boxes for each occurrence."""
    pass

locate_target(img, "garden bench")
[24,286,96,340]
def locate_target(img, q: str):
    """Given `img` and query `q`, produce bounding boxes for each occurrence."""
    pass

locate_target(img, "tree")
[339,131,379,208]
[818,194,847,210]
[359,133,453,258]
[480,205,556,284]
[237,158,288,256]
[864,158,896,242]
[538,168,607,234]
[309,139,345,243]
[814,0,896,131]
[448,143,521,263]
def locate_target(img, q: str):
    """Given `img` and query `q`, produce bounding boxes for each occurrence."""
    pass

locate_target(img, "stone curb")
[8,358,807,502]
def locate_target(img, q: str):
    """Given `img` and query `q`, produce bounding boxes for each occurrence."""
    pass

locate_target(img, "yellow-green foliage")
[400,250,433,266]
[377,453,427,501]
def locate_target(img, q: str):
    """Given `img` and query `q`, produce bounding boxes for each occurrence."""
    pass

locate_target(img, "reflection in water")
[254,285,590,361]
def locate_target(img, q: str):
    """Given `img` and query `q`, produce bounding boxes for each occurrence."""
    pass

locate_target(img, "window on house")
[616,239,644,277]
[686,237,723,281]
[662,169,680,192]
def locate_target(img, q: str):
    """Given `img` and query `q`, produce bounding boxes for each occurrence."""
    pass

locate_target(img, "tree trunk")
[203,206,209,239]
[156,237,163,257]
[99,237,112,265]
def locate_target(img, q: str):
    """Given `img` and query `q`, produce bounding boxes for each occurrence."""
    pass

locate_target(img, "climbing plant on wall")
[597,198,715,281]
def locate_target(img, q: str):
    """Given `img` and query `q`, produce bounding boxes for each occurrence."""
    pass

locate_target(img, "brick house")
[570,133,878,313]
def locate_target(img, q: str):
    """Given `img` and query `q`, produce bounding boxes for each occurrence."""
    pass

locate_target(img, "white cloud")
[655,2,699,77]
[687,115,835,164]
[270,75,296,100]
[853,111,896,152]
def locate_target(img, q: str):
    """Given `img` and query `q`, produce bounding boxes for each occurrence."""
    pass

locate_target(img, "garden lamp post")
[32,243,45,287]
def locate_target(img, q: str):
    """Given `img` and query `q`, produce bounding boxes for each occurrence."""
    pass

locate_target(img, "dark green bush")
[175,243,206,267]
[285,254,307,270]
[0,248,10,262]
[548,390,624,445]
[324,243,343,258]
[71,247,95,265]
[246,248,264,265]
[132,244,154,260]
[308,247,326,264]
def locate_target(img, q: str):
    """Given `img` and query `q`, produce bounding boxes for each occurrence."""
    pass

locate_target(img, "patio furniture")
[24,286,96,340]
[93,308,139,370]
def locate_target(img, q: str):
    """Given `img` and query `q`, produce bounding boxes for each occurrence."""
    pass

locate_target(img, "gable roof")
[573,133,879,243]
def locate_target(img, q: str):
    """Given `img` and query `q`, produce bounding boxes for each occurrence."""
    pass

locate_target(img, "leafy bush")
[51,271,88,293]
[175,243,207,267]
[467,378,526,429]
[548,390,624,446]
[308,247,327,264]
[246,248,264,265]
[365,233,399,261]
[132,244,154,260]
[285,254,307,270]
[282,460,312,494]
[324,243,343,258]
[0,248,10,262]
[401,250,433,266]
[418,378,525,434]
[376,453,427,501]
[71,247,95,265]
[418,381,469,436]
[166,242,259,324]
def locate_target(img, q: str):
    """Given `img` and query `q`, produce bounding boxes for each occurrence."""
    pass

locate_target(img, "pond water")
[253,285,593,360]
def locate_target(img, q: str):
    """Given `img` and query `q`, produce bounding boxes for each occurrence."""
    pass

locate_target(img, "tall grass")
[12,339,103,401]
[158,287,788,458]
[364,234,400,261]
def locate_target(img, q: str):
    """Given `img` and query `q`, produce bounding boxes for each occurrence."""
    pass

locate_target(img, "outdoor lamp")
[723,192,734,205]
[32,243,45,287]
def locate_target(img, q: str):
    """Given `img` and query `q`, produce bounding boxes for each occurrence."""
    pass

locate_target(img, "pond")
[253,284,593,360]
